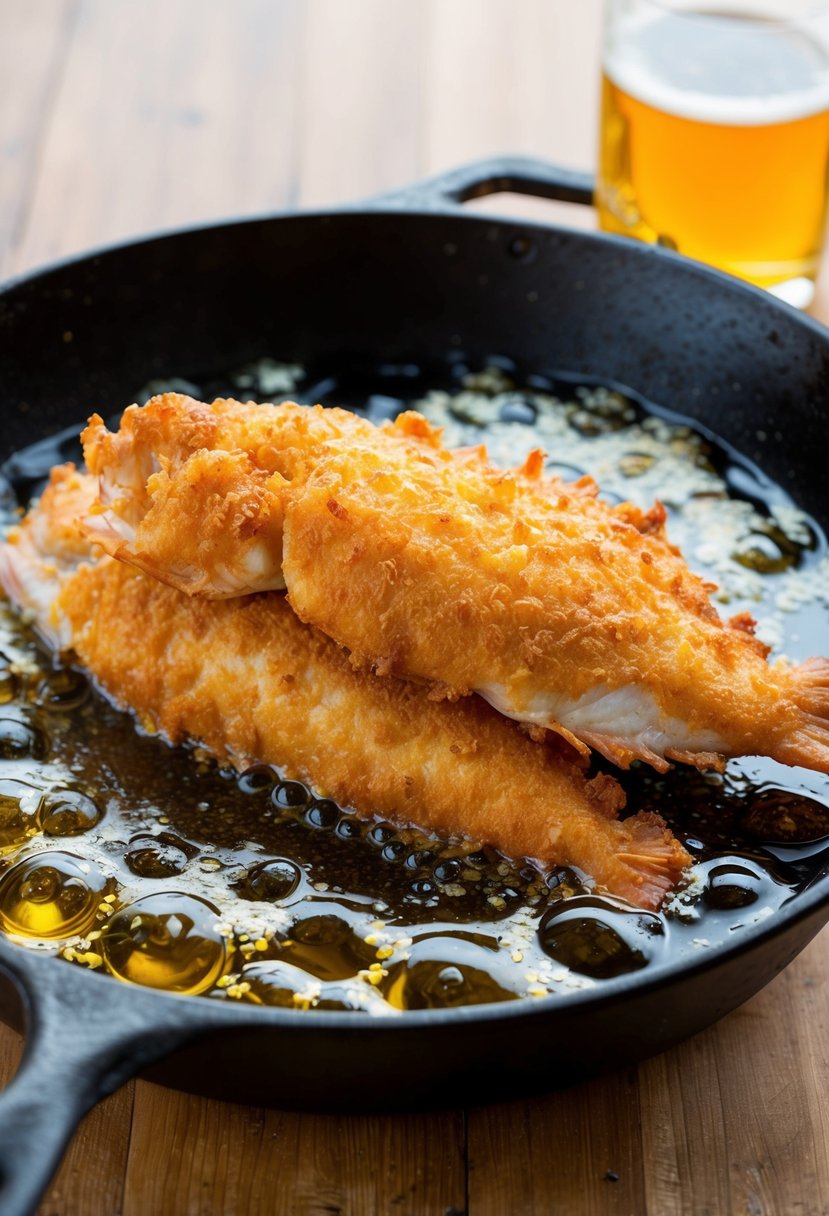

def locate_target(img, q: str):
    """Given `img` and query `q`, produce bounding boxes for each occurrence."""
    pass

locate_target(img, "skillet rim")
[3,191,829,353]
[0,197,828,1035]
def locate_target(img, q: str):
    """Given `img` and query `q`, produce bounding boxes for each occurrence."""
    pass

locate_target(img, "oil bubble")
[124,831,196,879]
[0,851,109,939]
[235,858,302,903]
[740,789,829,845]
[305,799,340,830]
[464,850,491,869]
[732,531,795,575]
[702,861,765,910]
[272,781,309,810]
[36,668,89,711]
[312,982,392,1012]
[0,779,41,853]
[237,765,277,795]
[0,719,46,760]
[100,892,227,994]
[240,959,320,1006]
[538,896,666,979]
[125,843,189,879]
[545,869,568,891]
[335,818,362,841]
[38,789,102,837]
[240,961,390,1012]
[285,914,376,980]
[368,823,395,847]
[433,859,461,883]
[384,958,516,1010]
[410,879,435,898]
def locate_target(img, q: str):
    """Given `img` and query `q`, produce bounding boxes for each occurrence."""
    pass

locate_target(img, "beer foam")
[606,11,829,126]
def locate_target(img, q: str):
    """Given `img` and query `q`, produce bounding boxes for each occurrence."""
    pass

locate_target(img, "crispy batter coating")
[0,467,690,910]
[82,395,829,776]
[0,464,94,648]
[81,397,373,595]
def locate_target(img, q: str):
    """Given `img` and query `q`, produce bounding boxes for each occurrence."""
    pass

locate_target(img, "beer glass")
[597,0,829,308]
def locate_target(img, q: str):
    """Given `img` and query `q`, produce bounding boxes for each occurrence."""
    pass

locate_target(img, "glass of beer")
[597,0,829,308]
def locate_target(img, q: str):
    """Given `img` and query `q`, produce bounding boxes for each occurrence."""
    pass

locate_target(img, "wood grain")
[468,1070,645,1215]
[12,0,307,275]
[0,1021,24,1091]
[424,0,601,172]
[297,0,424,208]
[0,0,79,280]
[122,1084,466,1216]
[0,0,827,1212]
[0,1013,133,1216]
[38,1086,135,1216]
[640,933,829,1216]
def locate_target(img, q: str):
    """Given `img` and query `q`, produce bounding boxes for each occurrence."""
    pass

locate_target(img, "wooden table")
[1,3,828,1212]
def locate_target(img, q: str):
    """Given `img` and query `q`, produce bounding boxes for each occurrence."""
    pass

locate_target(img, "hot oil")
[1,358,828,1013]
[0,629,556,1008]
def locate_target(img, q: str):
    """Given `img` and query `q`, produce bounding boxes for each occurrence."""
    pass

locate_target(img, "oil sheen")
[0,358,828,1014]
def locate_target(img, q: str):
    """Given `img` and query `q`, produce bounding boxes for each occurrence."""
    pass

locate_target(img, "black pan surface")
[0,158,827,1216]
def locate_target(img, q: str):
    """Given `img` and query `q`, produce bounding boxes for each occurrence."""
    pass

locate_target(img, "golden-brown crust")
[81,396,380,595]
[54,554,689,909]
[80,396,829,775]
[1,463,694,907]
[281,433,807,764]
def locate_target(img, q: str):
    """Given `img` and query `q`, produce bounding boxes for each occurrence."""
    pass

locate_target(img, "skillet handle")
[0,956,203,1216]
[368,155,595,211]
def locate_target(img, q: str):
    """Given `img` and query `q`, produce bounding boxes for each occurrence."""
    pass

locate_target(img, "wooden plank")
[467,1069,645,1215]
[0,0,78,279]
[422,0,601,233]
[0,1021,24,1090]
[639,929,829,1216]
[1,1017,133,1216]
[2,4,829,1215]
[638,1033,732,1215]
[38,1084,135,1216]
[297,0,424,207]
[12,0,306,276]
[122,1081,466,1216]
[424,0,601,172]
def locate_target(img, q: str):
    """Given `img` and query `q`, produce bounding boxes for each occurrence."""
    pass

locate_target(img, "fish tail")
[771,657,829,773]
[610,811,691,910]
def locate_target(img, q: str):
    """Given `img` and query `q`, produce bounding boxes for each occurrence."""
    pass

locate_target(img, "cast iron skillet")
[1,158,828,1216]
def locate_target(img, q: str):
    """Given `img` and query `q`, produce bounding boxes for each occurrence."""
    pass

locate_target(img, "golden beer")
[597,7,829,303]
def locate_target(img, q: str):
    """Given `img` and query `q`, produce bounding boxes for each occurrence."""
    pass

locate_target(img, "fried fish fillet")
[0,465,689,909]
[81,394,829,776]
